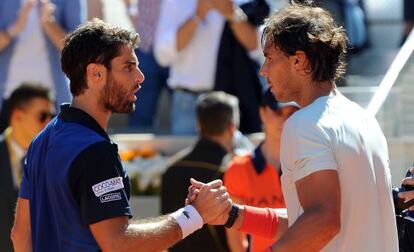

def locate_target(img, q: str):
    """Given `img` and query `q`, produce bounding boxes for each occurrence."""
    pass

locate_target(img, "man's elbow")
[324,212,341,239]
[11,225,25,246]
[10,226,31,247]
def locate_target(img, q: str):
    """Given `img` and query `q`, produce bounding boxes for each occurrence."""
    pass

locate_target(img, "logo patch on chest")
[92,177,124,197]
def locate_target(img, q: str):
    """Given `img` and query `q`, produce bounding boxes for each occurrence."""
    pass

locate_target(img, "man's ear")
[291,51,310,74]
[227,121,237,136]
[10,109,24,125]
[86,63,106,84]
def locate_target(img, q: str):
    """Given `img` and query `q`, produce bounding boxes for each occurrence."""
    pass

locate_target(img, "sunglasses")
[38,111,56,123]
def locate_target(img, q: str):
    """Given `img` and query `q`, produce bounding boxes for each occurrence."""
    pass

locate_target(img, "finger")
[217,192,230,203]
[398,190,414,201]
[211,186,227,197]
[188,185,195,193]
[190,178,204,189]
[206,179,222,188]
[187,188,199,200]
[190,189,200,201]
[217,197,232,214]
[402,177,414,186]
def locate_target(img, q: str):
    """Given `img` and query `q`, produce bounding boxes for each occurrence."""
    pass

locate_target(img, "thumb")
[190,178,204,189]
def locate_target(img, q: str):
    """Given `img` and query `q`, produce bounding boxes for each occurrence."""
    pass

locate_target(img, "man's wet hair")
[262,0,348,82]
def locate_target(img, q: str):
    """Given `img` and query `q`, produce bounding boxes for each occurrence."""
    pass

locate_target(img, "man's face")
[100,45,144,113]
[16,98,55,141]
[260,38,301,103]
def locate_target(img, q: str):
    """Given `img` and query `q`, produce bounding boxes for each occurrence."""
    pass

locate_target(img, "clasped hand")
[186,178,232,225]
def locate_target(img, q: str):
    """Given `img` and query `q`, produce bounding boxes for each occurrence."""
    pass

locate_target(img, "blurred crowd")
[0,0,388,136]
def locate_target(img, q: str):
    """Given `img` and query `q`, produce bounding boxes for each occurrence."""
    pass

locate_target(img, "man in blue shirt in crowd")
[11,20,232,252]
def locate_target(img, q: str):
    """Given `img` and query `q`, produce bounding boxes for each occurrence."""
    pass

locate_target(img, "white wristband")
[170,205,203,239]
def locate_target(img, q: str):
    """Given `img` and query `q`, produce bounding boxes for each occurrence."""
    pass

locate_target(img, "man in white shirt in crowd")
[154,0,266,135]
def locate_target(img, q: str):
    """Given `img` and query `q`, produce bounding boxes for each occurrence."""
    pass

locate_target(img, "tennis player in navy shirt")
[11,20,232,252]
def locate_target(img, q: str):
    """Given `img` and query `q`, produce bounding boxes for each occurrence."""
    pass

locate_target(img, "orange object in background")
[119,147,158,161]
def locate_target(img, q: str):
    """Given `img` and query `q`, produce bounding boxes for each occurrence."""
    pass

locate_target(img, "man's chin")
[111,103,135,114]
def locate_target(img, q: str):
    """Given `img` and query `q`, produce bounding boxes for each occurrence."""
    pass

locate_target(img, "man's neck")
[71,97,111,132]
[204,134,232,153]
[7,128,29,151]
[297,80,335,108]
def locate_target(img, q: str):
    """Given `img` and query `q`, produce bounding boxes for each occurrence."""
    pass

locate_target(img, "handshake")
[171,178,287,248]
[184,178,238,227]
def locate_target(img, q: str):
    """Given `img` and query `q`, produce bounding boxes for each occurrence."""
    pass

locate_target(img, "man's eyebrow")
[124,60,137,65]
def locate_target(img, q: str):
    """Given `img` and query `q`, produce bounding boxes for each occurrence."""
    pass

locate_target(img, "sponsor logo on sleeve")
[100,192,122,203]
[92,177,124,197]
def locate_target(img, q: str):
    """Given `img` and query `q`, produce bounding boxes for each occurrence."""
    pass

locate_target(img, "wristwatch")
[224,204,239,228]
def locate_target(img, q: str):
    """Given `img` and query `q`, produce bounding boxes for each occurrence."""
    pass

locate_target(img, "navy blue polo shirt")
[19,104,131,252]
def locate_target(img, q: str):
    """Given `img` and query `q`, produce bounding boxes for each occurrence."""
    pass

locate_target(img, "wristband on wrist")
[224,203,239,228]
[240,206,278,239]
[170,205,203,239]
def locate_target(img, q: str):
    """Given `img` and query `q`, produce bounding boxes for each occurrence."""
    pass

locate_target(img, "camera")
[392,168,414,214]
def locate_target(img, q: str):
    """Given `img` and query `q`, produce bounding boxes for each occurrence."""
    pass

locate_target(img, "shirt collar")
[58,104,110,141]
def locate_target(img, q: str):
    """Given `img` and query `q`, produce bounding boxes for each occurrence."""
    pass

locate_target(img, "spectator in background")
[0,0,86,132]
[87,0,104,20]
[155,0,269,135]
[128,0,169,129]
[162,91,239,252]
[317,0,368,53]
[224,89,299,252]
[0,84,54,252]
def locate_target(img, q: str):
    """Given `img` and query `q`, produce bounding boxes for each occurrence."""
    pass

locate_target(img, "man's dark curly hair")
[61,20,140,96]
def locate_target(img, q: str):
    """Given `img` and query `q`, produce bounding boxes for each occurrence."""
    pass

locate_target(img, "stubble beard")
[100,74,135,114]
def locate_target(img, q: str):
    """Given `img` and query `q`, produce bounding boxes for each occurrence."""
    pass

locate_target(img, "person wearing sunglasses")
[0,83,54,252]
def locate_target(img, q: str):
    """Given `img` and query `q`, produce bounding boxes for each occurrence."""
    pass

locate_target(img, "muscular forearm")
[11,225,32,252]
[42,21,66,52]
[110,216,182,252]
[229,21,258,51]
[176,16,199,52]
[271,208,340,252]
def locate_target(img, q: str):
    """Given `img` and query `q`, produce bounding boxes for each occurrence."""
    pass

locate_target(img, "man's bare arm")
[11,198,32,252]
[211,0,257,50]
[177,0,212,51]
[271,170,341,252]
[90,180,231,252]
[40,0,67,52]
